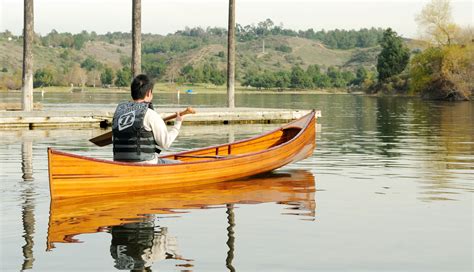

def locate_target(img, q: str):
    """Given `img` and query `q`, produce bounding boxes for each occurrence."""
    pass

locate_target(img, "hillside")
[3,23,416,90]
[0,36,381,86]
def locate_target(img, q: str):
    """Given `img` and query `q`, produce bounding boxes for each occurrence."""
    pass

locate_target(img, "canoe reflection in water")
[47,169,316,269]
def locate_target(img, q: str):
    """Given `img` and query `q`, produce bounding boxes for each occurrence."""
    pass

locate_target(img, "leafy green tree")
[115,67,132,87]
[73,33,87,50]
[327,66,347,87]
[142,54,167,79]
[274,71,290,89]
[179,65,194,82]
[34,68,54,87]
[409,45,472,99]
[314,73,332,88]
[341,71,356,85]
[351,67,369,86]
[209,68,225,85]
[290,66,312,88]
[306,64,321,82]
[189,67,204,84]
[376,28,410,81]
[306,64,331,88]
[261,71,277,89]
[81,57,102,71]
[100,67,114,85]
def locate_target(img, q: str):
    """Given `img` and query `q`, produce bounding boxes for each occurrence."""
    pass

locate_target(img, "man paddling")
[112,74,182,164]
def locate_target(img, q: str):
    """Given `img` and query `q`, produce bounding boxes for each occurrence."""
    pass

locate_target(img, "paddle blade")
[89,131,113,147]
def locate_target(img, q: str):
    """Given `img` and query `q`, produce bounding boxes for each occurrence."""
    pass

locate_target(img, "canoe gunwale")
[48,110,316,167]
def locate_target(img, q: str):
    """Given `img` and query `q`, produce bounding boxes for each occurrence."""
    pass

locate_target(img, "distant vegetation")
[177,19,385,49]
[0,20,383,91]
[1,2,471,100]
[370,0,473,100]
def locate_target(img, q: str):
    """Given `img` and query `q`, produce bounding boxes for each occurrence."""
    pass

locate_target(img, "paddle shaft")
[90,107,195,147]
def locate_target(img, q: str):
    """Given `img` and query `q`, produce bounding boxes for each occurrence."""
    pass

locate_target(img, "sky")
[0,0,472,38]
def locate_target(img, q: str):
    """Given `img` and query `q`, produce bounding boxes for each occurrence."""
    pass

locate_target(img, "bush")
[274,44,292,53]
[115,67,132,87]
[81,56,103,71]
[100,67,114,85]
[34,68,55,87]
[409,45,472,100]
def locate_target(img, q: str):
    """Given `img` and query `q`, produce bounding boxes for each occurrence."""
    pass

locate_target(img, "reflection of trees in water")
[314,95,378,156]
[376,99,474,199]
[415,102,474,200]
[21,142,35,270]
[375,97,409,158]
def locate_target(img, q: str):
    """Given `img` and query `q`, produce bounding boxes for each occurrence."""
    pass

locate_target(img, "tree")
[376,28,410,81]
[115,67,132,87]
[142,54,167,79]
[33,68,54,87]
[290,66,312,88]
[100,67,114,85]
[409,45,472,100]
[274,71,290,89]
[327,66,347,87]
[415,0,458,46]
[351,67,369,86]
[73,33,87,50]
[81,57,102,71]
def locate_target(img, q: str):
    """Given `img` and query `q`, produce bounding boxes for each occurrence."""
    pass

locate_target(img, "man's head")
[131,74,154,101]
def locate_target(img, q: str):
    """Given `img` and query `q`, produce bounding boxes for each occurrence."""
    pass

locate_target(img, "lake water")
[1,92,473,271]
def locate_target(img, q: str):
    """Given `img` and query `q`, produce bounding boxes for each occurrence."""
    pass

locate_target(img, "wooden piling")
[227,0,236,108]
[132,0,142,77]
[22,0,34,112]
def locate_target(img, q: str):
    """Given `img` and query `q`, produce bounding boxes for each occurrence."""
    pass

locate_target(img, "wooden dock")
[0,108,319,129]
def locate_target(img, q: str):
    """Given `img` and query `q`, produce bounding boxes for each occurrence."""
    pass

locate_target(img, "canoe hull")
[48,111,316,199]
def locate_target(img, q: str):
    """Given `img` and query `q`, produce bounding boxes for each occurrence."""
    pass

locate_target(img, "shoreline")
[0,84,353,95]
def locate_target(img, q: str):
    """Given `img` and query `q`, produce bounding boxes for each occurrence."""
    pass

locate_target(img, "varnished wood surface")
[47,170,316,250]
[48,110,316,199]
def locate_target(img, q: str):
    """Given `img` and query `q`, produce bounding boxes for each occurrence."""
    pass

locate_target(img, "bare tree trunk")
[132,0,142,77]
[227,0,236,108]
[22,0,34,111]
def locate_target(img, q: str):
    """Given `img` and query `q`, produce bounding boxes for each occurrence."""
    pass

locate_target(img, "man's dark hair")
[131,74,154,100]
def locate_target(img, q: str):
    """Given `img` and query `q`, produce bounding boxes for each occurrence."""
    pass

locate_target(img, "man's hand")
[175,111,183,122]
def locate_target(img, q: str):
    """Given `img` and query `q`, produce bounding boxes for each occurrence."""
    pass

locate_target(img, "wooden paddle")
[89,107,196,147]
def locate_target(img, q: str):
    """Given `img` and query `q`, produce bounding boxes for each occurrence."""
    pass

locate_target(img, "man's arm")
[143,109,182,150]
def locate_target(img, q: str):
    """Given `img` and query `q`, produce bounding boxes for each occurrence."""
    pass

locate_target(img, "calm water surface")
[0,92,473,271]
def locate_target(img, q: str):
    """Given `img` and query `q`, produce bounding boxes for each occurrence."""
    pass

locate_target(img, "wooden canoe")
[47,170,315,250]
[48,110,317,199]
